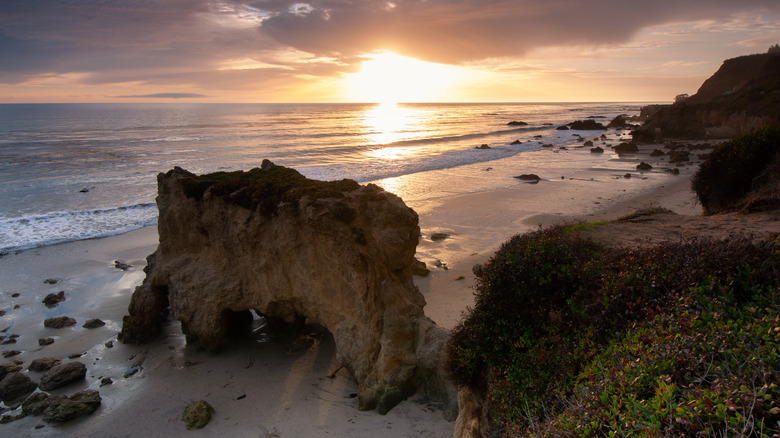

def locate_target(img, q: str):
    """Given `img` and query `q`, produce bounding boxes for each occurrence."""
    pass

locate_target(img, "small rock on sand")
[43,316,77,329]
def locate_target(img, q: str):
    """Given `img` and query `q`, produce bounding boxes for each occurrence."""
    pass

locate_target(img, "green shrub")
[692,127,780,214]
[445,225,779,436]
[180,162,361,217]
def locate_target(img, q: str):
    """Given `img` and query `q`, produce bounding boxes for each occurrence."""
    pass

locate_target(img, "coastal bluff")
[119,160,452,414]
[635,50,780,140]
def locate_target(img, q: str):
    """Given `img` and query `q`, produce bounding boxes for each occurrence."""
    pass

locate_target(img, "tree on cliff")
[769,44,780,54]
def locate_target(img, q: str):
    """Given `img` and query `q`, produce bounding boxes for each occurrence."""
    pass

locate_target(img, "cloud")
[0,0,778,97]
[253,0,778,63]
[116,93,208,99]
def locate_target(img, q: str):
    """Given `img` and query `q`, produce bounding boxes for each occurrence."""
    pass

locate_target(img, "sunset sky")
[1,0,779,104]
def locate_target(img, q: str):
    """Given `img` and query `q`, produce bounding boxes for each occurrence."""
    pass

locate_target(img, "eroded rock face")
[120,161,451,413]
[635,52,780,141]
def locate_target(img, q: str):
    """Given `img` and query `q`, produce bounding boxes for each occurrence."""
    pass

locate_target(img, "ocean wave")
[0,203,158,254]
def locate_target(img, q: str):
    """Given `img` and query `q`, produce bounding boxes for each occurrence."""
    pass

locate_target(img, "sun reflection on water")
[364,103,419,150]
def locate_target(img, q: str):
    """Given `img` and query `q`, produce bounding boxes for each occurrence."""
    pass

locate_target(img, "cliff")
[635,51,780,140]
[119,160,453,414]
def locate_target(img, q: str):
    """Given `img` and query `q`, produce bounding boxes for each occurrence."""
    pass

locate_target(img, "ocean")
[0,102,646,253]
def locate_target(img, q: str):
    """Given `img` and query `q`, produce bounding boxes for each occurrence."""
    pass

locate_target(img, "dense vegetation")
[692,127,780,214]
[446,224,779,436]
[180,160,361,217]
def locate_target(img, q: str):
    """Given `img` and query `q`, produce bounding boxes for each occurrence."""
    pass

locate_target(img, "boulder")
[42,390,101,423]
[38,338,55,346]
[23,392,67,416]
[39,362,87,391]
[0,361,23,381]
[0,372,37,402]
[510,139,522,145]
[42,291,65,307]
[607,114,634,129]
[668,150,691,163]
[119,162,453,413]
[650,149,666,157]
[590,147,604,154]
[114,260,132,270]
[44,316,76,328]
[568,120,607,130]
[637,162,654,171]
[474,144,491,149]
[614,143,639,154]
[28,358,61,373]
[507,121,528,126]
[182,400,215,430]
[82,318,106,329]
[514,174,541,183]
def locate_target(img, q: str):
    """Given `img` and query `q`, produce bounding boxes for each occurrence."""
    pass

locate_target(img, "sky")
[1,0,779,104]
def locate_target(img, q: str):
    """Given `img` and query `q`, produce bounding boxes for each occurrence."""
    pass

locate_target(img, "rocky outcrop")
[635,51,780,141]
[120,161,453,414]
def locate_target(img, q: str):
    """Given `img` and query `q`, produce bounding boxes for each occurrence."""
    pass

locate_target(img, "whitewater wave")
[0,203,158,254]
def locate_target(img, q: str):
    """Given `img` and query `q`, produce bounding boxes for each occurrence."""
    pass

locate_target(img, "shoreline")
[0,142,708,436]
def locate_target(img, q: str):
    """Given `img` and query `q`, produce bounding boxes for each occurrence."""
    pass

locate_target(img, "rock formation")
[120,160,452,414]
[635,51,780,140]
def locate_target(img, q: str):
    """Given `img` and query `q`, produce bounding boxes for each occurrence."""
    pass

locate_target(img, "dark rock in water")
[412,259,430,277]
[11,293,20,298]
[590,147,604,154]
[666,168,681,175]
[23,392,67,416]
[82,319,106,329]
[114,260,132,271]
[39,362,87,391]
[614,143,639,154]
[542,143,553,148]
[637,162,654,171]
[0,362,23,381]
[583,140,594,147]
[624,173,632,179]
[568,120,607,130]
[555,125,569,130]
[100,377,113,387]
[507,121,528,126]
[182,400,215,430]
[42,291,65,308]
[474,144,491,149]
[43,279,60,285]
[42,390,101,423]
[43,316,76,329]
[510,139,522,144]
[104,340,114,348]
[2,350,21,358]
[514,174,541,183]
[650,149,666,157]
[79,188,89,193]
[28,358,61,373]
[0,372,37,402]
[430,233,450,242]
[607,115,634,129]
[668,150,690,163]
[1,338,16,345]
[38,338,54,346]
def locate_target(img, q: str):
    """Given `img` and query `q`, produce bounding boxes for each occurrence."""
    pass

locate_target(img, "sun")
[346,52,469,104]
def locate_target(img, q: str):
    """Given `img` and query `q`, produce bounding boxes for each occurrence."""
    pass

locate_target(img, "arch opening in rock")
[119,162,455,414]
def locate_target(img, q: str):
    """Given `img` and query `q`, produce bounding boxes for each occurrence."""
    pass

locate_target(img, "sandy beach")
[1,144,716,437]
